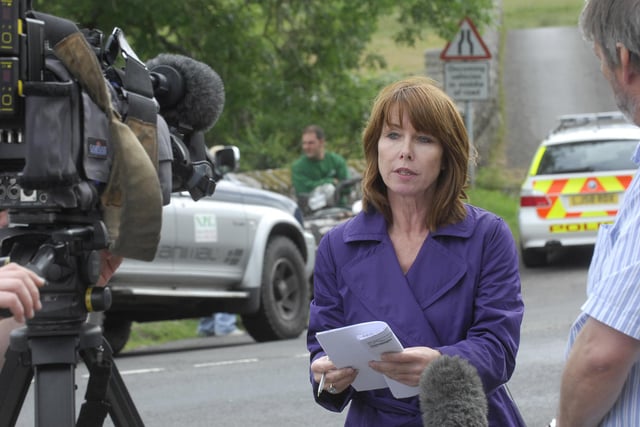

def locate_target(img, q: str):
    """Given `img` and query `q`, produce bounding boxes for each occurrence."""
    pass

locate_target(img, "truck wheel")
[242,236,309,342]
[521,246,548,268]
[102,314,133,356]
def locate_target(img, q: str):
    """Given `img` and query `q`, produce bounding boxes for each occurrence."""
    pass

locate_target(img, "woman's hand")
[311,355,358,395]
[369,346,441,387]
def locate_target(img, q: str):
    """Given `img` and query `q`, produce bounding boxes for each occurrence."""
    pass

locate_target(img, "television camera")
[0,0,227,425]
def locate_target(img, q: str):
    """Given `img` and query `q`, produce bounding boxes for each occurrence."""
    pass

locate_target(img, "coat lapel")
[406,236,467,310]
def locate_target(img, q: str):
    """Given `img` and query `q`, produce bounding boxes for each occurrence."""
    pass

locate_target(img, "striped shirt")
[567,141,640,425]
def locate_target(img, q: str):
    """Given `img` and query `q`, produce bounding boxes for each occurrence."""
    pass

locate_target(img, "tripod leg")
[33,365,76,427]
[0,348,33,426]
[80,341,144,427]
[105,364,145,427]
[30,336,78,427]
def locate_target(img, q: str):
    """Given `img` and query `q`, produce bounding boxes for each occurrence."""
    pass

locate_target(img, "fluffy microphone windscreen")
[147,53,225,132]
[419,355,488,427]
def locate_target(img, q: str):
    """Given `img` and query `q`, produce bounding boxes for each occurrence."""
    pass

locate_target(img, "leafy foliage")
[34,0,494,170]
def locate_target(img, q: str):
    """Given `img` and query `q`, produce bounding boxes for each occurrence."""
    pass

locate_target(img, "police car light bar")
[553,111,628,134]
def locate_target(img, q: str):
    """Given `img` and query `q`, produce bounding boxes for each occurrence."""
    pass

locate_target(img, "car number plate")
[569,193,618,206]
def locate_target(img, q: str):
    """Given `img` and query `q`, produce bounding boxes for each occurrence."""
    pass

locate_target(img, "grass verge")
[468,187,519,236]
[123,319,201,352]
[502,0,584,30]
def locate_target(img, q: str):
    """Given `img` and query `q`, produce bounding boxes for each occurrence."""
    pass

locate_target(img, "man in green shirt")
[291,125,350,208]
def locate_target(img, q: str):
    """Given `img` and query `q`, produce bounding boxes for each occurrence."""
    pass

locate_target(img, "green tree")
[34,0,493,170]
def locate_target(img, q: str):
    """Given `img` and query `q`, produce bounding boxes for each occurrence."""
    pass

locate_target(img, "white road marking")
[79,354,301,378]
[194,358,259,368]
[81,367,165,379]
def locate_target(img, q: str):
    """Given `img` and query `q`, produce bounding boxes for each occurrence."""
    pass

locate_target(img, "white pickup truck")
[101,147,316,354]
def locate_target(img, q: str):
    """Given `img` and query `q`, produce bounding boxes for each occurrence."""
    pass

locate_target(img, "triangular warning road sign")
[440,17,491,60]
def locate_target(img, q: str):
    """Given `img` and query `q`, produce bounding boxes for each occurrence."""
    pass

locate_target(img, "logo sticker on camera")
[87,137,108,159]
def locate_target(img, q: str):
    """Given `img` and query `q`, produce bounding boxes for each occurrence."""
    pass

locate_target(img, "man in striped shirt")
[557,0,640,425]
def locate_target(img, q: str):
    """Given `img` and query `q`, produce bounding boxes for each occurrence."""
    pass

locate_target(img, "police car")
[518,111,640,267]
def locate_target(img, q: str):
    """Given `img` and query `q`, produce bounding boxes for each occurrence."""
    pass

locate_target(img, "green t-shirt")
[291,152,349,195]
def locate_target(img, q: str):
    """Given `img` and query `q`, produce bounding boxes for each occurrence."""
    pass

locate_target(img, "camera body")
[0,1,218,224]
[0,1,222,325]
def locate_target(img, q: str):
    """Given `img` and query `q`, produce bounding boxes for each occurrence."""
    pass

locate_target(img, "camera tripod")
[0,322,144,426]
[0,223,145,426]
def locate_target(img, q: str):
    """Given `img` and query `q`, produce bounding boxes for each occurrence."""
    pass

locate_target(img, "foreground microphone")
[146,53,225,132]
[419,355,488,427]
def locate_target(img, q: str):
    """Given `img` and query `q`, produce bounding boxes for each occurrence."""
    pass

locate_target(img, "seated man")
[291,125,349,210]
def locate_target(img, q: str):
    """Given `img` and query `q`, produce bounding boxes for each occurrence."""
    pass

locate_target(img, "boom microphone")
[146,53,225,132]
[419,355,488,427]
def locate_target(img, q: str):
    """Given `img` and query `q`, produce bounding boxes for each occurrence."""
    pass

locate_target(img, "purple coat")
[307,205,525,426]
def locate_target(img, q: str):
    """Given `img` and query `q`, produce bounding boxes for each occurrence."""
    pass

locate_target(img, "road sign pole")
[464,101,475,188]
